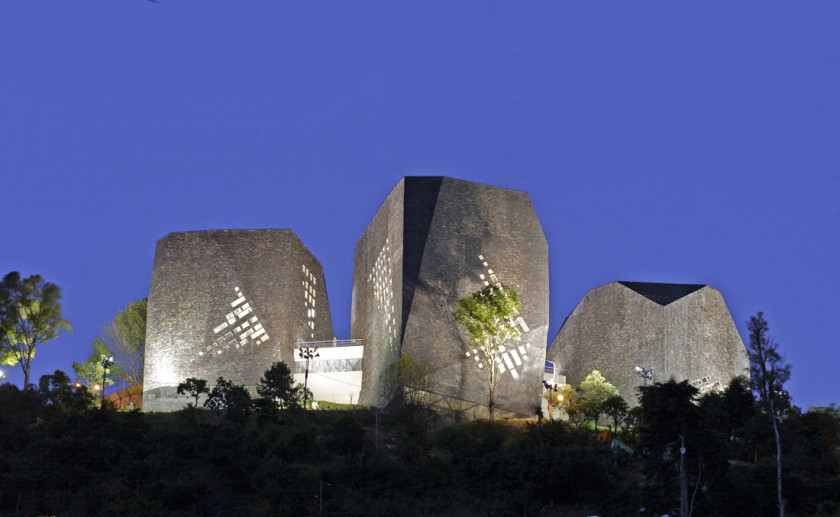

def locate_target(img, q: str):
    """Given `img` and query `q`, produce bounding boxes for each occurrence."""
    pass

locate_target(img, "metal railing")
[293,339,363,349]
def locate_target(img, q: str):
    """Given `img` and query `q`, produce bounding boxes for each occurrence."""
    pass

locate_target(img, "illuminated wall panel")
[351,177,549,417]
[547,281,750,406]
[144,229,334,411]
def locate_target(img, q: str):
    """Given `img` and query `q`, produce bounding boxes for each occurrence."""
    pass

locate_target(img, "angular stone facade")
[547,281,749,405]
[143,230,334,411]
[351,177,549,417]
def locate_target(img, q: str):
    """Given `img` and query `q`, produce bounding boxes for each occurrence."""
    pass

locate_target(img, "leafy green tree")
[204,377,252,419]
[0,272,72,387]
[256,361,302,409]
[177,377,209,408]
[380,355,431,406]
[453,283,521,422]
[555,383,581,426]
[72,337,116,398]
[101,299,146,389]
[747,312,792,517]
[577,370,619,428]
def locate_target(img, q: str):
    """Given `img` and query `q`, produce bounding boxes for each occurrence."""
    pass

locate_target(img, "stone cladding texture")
[547,281,749,406]
[144,230,333,411]
[351,177,549,416]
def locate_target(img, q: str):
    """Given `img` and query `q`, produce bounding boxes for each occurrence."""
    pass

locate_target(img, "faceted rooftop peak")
[618,281,706,306]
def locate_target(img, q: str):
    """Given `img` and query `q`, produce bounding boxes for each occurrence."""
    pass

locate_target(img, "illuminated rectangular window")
[503,354,515,370]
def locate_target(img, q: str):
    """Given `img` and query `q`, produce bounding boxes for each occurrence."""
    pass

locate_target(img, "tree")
[747,312,792,517]
[256,361,303,409]
[37,369,94,414]
[453,283,521,422]
[555,383,582,426]
[602,394,629,435]
[204,377,252,419]
[639,380,702,517]
[0,272,72,387]
[380,355,431,406]
[577,370,619,429]
[177,377,209,408]
[71,337,116,398]
[101,299,146,389]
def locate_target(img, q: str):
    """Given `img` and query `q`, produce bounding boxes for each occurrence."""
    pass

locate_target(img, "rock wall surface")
[144,230,333,411]
[547,281,749,405]
[352,177,549,416]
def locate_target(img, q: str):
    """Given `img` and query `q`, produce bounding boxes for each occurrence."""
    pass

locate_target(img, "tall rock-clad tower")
[547,281,749,405]
[143,230,334,411]
[351,177,549,417]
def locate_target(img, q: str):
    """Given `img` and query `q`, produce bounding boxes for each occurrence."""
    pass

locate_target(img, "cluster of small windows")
[464,343,532,380]
[201,287,269,357]
[302,265,317,339]
[691,375,722,394]
[478,254,501,288]
[369,238,397,344]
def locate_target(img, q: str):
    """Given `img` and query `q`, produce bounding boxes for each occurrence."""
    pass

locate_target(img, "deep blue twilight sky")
[1,3,838,409]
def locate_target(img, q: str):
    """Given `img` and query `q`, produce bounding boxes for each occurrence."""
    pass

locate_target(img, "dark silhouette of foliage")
[177,377,209,408]
[602,393,628,434]
[204,377,252,419]
[0,365,836,516]
[748,312,792,517]
[256,361,302,409]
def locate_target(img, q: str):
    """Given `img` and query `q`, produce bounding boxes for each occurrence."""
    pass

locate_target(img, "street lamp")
[634,365,653,386]
[100,355,114,407]
[298,345,319,409]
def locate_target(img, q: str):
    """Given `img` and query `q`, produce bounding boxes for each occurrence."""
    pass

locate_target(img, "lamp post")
[634,365,653,386]
[100,355,114,408]
[298,345,319,409]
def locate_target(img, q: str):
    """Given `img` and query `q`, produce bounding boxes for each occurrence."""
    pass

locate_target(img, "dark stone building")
[547,281,749,405]
[351,177,549,417]
[143,230,334,411]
